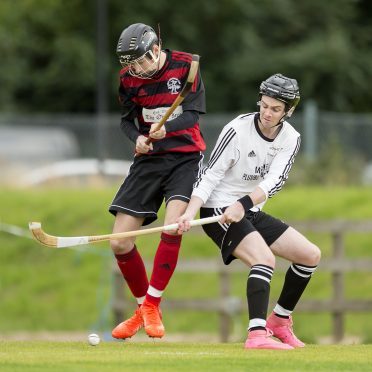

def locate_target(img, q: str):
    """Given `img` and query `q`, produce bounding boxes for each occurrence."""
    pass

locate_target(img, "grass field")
[1,341,371,372]
[1,186,372,343]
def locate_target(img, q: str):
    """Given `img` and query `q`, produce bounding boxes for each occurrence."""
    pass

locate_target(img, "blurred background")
[1,0,372,344]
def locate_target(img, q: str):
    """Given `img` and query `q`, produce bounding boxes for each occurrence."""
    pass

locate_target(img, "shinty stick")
[29,215,221,248]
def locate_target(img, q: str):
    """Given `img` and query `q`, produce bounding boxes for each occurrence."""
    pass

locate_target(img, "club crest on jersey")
[167,78,181,94]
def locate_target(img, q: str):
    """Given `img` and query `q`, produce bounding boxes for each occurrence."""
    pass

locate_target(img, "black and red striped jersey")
[118,49,206,154]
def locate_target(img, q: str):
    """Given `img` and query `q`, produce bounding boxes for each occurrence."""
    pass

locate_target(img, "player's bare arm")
[176,196,204,234]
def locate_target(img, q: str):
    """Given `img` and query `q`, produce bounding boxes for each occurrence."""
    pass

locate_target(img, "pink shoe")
[266,312,305,348]
[244,329,293,350]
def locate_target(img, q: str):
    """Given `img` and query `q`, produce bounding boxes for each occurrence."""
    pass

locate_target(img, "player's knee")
[110,238,134,254]
[263,250,276,268]
[251,249,275,269]
[307,243,321,266]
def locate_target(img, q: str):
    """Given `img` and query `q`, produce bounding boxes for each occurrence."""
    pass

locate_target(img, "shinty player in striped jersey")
[109,23,206,340]
[177,74,321,350]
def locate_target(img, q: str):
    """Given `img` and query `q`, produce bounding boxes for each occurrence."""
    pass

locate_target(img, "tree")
[1,0,371,113]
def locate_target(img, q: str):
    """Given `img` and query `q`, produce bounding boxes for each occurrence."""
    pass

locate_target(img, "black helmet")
[116,23,159,67]
[259,73,300,118]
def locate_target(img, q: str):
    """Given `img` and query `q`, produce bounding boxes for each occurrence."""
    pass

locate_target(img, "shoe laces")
[286,318,296,334]
[283,318,301,341]
[265,328,274,338]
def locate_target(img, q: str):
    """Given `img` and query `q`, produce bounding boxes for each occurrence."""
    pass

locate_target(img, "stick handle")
[163,215,222,231]
[30,215,222,248]
[144,95,183,146]
[88,215,222,244]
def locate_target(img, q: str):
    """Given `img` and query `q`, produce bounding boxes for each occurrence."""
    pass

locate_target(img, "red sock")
[115,245,148,299]
[146,233,182,305]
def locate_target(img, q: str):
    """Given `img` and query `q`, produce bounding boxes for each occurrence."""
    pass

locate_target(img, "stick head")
[179,54,199,98]
[29,222,41,230]
[29,222,58,247]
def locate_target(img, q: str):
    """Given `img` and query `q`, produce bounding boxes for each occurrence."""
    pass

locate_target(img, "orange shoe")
[112,308,144,339]
[140,300,165,338]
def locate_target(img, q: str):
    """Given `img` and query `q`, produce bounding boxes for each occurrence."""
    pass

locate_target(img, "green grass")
[1,342,371,372]
[1,186,372,342]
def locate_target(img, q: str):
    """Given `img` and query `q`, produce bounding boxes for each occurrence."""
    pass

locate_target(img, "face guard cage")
[119,48,161,79]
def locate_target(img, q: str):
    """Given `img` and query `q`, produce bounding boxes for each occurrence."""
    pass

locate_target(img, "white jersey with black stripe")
[192,112,301,211]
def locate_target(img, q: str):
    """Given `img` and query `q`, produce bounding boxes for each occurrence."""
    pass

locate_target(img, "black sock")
[274,313,290,319]
[277,263,317,311]
[247,264,273,329]
[249,326,266,331]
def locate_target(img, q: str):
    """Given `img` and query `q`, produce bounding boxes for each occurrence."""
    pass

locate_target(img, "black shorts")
[109,152,203,225]
[200,207,289,265]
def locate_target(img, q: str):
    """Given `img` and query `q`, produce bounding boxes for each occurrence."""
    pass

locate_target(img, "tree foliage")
[0,0,371,113]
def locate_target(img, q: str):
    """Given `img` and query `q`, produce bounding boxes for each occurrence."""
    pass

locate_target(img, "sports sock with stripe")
[146,233,182,306]
[247,264,274,331]
[275,263,318,315]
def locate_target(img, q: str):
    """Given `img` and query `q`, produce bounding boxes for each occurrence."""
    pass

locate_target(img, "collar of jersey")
[150,49,171,80]
[254,113,283,142]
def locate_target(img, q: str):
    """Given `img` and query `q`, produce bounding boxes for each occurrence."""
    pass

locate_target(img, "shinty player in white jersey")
[177,74,321,350]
